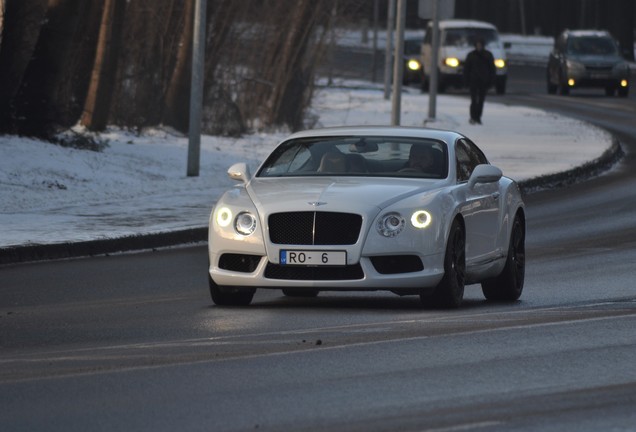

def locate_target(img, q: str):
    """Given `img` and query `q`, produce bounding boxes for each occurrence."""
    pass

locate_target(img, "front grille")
[218,253,262,273]
[370,255,424,274]
[586,65,612,72]
[264,263,364,280]
[268,212,362,245]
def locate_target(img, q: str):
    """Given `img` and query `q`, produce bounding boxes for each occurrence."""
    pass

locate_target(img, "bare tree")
[80,0,126,131]
[0,0,48,134]
[162,0,194,131]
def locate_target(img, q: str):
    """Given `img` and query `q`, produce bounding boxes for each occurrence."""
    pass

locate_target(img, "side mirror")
[468,164,502,188]
[227,162,250,184]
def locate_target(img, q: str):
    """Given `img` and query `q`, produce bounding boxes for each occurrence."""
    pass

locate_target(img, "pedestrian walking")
[464,38,496,125]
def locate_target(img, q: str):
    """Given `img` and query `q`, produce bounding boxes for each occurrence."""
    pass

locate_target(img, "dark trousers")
[469,83,488,122]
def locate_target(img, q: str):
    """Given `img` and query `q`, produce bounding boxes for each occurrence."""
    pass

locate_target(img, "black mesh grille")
[268,212,362,245]
[218,253,262,273]
[370,255,424,274]
[264,263,364,280]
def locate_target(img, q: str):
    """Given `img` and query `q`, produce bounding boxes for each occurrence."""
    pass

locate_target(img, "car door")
[455,139,502,267]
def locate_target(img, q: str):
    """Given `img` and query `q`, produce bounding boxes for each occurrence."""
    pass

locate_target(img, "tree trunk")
[162,0,194,132]
[0,0,48,133]
[80,0,125,131]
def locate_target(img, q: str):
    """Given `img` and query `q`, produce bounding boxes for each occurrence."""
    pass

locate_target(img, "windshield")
[443,28,499,48]
[257,136,448,179]
[404,39,422,55]
[567,36,619,56]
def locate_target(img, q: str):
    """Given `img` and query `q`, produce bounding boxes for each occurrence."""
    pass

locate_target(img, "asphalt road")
[2,64,636,431]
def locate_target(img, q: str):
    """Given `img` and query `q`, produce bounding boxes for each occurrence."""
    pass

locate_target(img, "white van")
[422,20,508,94]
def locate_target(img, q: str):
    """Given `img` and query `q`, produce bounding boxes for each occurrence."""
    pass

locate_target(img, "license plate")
[280,250,346,266]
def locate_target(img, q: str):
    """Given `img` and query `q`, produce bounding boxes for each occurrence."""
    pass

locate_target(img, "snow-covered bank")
[0,83,612,248]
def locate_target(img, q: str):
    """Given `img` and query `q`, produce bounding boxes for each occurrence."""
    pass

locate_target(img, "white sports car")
[208,126,525,308]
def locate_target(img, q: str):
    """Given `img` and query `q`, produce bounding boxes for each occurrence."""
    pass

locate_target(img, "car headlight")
[216,207,233,227]
[566,60,585,74]
[613,62,630,74]
[494,58,506,68]
[234,212,257,236]
[377,212,405,237]
[407,59,421,71]
[444,57,460,68]
[411,210,432,229]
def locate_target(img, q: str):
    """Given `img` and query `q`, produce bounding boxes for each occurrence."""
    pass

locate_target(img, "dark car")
[403,38,424,85]
[547,29,630,97]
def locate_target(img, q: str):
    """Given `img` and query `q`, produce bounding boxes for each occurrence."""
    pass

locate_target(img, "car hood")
[442,44,506,60]
[246,177,445,215]
[570,54,624,66]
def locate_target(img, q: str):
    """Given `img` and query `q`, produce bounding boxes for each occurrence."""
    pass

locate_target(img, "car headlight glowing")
[216,207,232,227]
[234,212,257,235]
[620,79,628,87]
[407,59,421,71]
[411,210,432,229]
[444,57,460,68]
[494,58,506,68]
[377,212,405,237]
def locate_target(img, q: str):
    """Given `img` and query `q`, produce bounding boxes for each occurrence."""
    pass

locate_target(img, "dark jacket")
[464,48,496,87]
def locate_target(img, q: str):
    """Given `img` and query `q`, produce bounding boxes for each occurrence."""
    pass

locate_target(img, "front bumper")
[209,252,445,291]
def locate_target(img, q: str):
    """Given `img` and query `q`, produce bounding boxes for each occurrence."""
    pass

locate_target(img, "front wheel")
[547,70,557,94]
[495,76,507,95]
[209,274,255,306]
[481,214,525,301]
[421,219,465,308]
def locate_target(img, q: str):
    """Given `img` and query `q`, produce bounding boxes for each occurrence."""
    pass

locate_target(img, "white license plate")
[280,250,347,266]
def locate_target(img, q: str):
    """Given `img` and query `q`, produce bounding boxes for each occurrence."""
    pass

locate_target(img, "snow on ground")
[0,81,612,248]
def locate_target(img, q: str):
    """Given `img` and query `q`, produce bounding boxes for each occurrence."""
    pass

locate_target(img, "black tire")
[437,76,447,94]
[547,70,557,94]
[421,76,429,93]
[482,214,525,301]
[282,288,319,298]
[495,76,507,95]
[618,86,629,97]
[558,70,570,95]
[421,219,465,309]
[209,274,255,306]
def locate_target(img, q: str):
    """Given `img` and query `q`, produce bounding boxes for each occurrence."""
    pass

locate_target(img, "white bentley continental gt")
[208,126,525,308]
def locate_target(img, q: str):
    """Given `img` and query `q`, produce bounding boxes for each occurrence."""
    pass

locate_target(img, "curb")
[0,138,624,266]
[0,228,207,266]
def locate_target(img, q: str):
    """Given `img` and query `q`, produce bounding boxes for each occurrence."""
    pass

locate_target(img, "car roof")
[283,126,464,144]
[563,29,612,38]
[434,20,498,31]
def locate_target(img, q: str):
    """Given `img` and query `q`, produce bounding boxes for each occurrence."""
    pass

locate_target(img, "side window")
[557,35,567,53]
[455,139,488,182]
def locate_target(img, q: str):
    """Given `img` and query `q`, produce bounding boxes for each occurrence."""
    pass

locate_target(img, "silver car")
[547,29,630,97]
[208,127,525,308]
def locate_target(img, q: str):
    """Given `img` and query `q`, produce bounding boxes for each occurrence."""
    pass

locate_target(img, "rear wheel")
[209,274,255,306]
[482,214,525,301]
[421,219,465,309]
